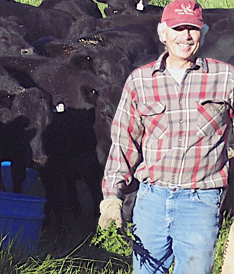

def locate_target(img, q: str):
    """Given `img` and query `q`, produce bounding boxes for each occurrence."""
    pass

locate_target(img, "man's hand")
[98,198,123,230]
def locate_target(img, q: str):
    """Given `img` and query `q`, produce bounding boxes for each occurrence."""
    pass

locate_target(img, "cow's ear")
[70,55,94,71]
[212,18,231,33]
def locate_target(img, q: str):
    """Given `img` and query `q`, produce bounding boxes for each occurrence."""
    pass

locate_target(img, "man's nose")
[181,29,192,39]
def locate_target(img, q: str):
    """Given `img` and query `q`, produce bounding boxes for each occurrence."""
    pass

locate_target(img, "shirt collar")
[152,52,208,76]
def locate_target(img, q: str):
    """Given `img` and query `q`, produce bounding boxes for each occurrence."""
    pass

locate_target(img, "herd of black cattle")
[0,0,233,233]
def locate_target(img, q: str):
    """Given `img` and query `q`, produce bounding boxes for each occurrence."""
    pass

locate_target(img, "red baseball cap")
[161,0,204,29]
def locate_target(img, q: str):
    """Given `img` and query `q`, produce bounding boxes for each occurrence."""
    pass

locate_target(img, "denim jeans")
[132,183,222,274]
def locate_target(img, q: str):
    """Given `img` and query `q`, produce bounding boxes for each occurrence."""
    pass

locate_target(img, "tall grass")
[0,212,233,273]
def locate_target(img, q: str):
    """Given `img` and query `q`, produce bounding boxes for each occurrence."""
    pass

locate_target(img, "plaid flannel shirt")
[102,52,234,199]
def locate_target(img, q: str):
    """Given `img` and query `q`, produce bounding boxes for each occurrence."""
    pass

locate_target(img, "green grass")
[0,212,233,273]
[13,0,42,7]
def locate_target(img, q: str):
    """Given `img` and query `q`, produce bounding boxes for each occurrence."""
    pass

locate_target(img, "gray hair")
[157,22,209,46]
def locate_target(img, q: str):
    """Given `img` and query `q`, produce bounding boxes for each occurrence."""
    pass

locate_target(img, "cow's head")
[81,84,123,166]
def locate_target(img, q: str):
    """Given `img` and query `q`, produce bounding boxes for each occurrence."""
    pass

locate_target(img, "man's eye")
[173,26,184,31]
[173,26,199,31]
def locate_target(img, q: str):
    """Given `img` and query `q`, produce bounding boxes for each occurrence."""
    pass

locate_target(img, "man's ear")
[161,29,166,44]
[157,22,167,44]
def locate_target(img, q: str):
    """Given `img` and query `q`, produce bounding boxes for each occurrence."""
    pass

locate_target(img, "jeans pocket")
[192,189,221,208]
[136,182,150,200]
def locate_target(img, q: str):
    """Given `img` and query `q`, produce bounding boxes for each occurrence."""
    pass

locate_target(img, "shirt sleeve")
[227,67,234,154]
[102,73,144,199]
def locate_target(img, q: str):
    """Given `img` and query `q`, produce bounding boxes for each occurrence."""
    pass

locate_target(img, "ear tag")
[56,103,65,112]
[136,0,144,10]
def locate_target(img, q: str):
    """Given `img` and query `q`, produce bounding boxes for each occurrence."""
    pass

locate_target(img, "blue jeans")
[132,183,222,274]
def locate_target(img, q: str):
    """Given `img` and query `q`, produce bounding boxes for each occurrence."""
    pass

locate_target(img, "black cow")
[0,0,75,43]
[38,0,102,39]
[0,53,112,231]
[39,0,102,19]
[0,17,35,56]
[0,85,53,193]
[97,0,163,17]
[66,16,98,40]
[96,0,161,17]
[39,24,158,85]
[0,115,32,193]
[0,66,53,166]
[81,84,123,166]
[78,24,158,59]
[3,22,157,87]
[40,107,103,231]
[96,13,163,52]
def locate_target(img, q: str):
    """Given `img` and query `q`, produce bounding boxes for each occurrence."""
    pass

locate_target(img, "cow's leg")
[11,161,26,193]
[63,175,82,215]
[81,153,103,218]
[0,164,6,191]
[39,165,78,234]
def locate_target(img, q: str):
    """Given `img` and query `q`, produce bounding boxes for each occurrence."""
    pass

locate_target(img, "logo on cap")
[175,4,195,15]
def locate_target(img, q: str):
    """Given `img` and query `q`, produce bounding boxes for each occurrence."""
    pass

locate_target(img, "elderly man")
[98,0,234,273]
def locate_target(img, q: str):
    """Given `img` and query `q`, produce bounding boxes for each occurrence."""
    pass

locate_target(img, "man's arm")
[99,74,144,229]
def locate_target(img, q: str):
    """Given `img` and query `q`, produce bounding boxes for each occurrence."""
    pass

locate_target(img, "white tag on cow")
[136,0,144,10]
[56,103,65,112]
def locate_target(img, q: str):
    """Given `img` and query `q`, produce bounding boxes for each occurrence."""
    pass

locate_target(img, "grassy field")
[0,212,233,273]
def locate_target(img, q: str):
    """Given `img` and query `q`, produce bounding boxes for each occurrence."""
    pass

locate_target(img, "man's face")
[163,25,201,63]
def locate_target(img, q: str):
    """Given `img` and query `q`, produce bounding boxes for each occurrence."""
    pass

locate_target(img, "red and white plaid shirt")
[102,52,234,199]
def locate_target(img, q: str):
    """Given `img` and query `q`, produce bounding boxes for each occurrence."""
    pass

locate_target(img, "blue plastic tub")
[1,161,39,192]
[0,191,46,256]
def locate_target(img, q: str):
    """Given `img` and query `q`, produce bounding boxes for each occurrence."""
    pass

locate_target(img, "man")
[98,0,234,273]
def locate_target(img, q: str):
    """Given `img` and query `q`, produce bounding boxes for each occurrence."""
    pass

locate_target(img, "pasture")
[0,0,233,273]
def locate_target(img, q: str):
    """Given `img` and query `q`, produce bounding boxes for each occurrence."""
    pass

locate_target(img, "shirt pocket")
[138,101,168,139]
[197,100,230,137]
